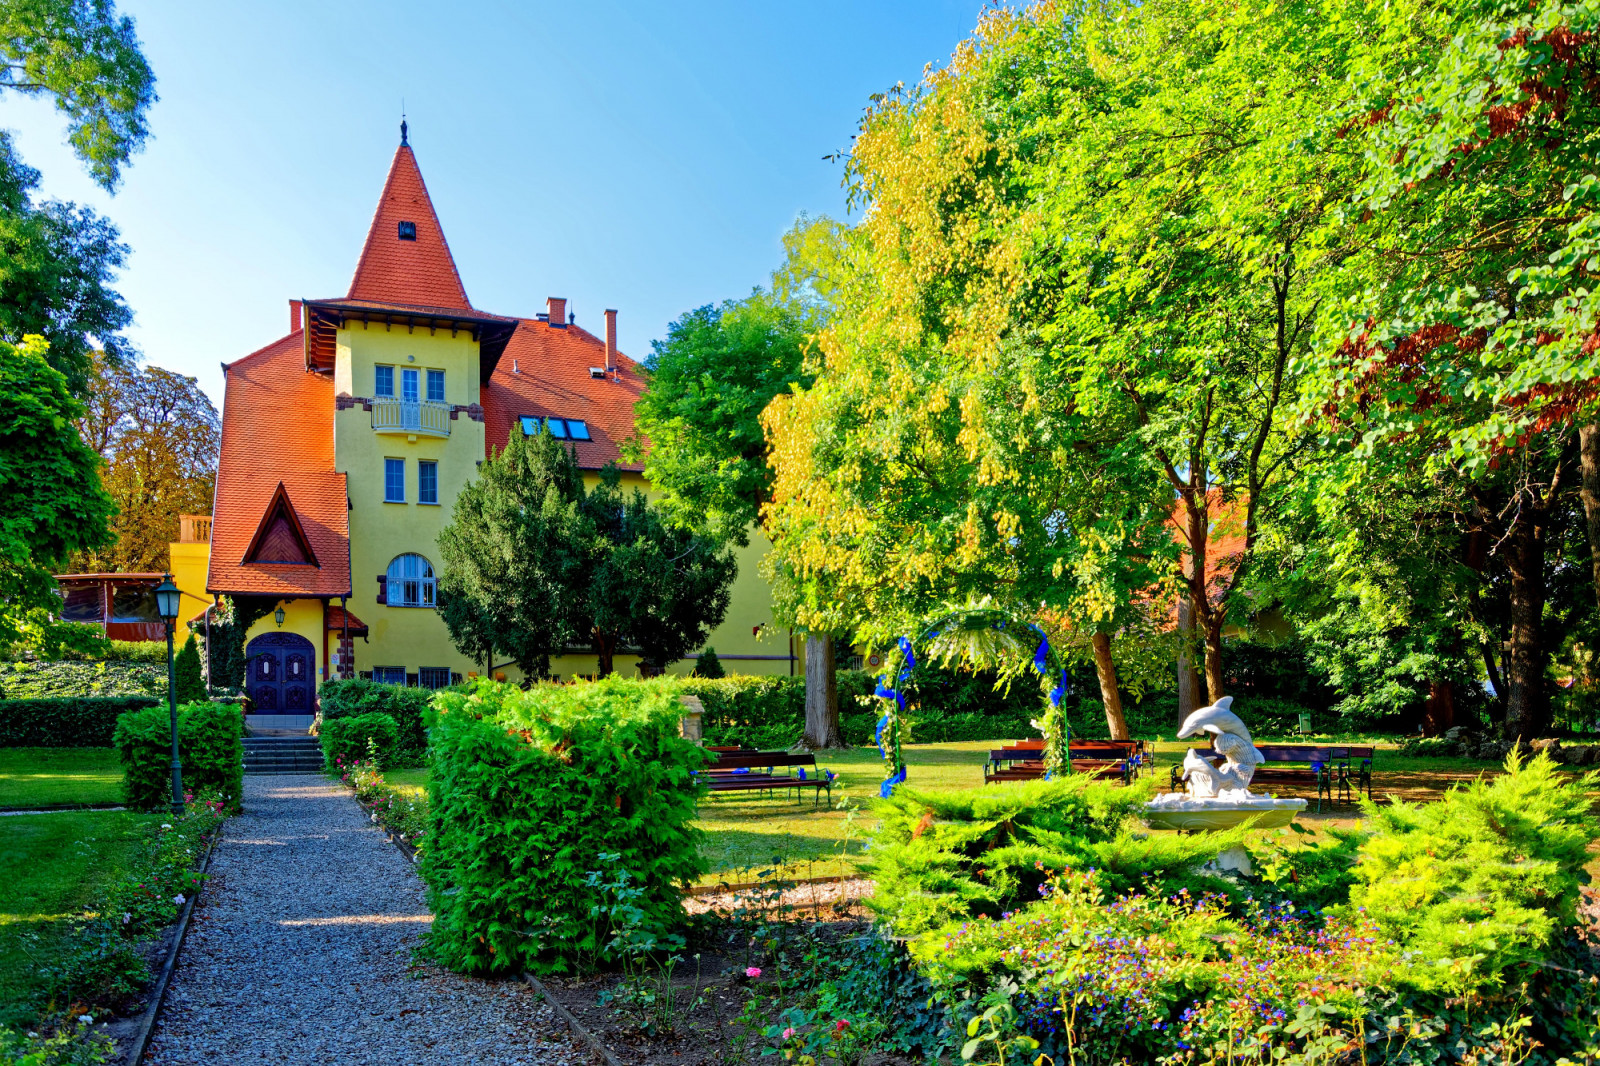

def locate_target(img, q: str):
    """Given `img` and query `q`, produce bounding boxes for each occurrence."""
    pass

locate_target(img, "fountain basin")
[1142,793,1307,832]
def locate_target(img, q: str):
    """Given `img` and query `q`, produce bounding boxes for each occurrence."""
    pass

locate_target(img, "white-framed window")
[375,365,395,397]
[520,416,592,440]
[373,666,407,685]
[401,367,420,403]
[384,458,405,503]
[386,553,436,608]
[418,460,438,505]
[426,369,445,402]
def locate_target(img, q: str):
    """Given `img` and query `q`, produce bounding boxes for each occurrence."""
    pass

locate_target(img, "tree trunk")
[1202,615,1226,705]
[1176,577,1203,719]
[595,631,616,678]
[1582,423,1600,609]
[1181,492,1224,708]
[1504,507,1550,743]
[1421,680,1455,737]
[1090,631,1131,740]
[803,633,844,749]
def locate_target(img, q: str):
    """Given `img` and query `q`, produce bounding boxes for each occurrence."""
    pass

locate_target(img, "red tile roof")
[208,331,351,598]
[480,319,646,470]
[324,605,368,635]
[347,145,472,311]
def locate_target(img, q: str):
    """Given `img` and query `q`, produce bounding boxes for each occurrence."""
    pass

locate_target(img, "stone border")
[127,826,222,1066]
[0,802,126,816]
[520,972,623,1066]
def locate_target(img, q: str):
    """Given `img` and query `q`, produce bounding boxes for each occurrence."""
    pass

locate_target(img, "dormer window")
[398,220,417,241]
[520,416,591,441]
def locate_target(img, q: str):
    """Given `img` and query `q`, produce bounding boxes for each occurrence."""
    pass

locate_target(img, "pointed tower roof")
[347,135,472,310]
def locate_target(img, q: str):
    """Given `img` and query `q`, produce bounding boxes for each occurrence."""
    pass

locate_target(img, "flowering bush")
[337,751,429,847]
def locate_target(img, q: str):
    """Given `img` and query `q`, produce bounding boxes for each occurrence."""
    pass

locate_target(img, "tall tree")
[0,335,113,656]
[0,0,157,192]
[581,471,737,676]
[436,430,585,679]
[438,431,736,680]
[72,352,219,571]
[1298,0,1600,740]
[0,0,154,392]
[632,216,852,745]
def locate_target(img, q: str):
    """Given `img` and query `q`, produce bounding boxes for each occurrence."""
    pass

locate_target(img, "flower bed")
[336,753,429,855]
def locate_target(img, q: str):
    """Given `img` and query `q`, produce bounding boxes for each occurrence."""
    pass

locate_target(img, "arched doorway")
[246,632,315,713]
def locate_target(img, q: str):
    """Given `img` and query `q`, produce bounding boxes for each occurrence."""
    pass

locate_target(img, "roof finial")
[400,117,408,147]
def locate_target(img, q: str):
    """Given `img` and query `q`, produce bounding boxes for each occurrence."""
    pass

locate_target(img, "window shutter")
[376,575,387,605]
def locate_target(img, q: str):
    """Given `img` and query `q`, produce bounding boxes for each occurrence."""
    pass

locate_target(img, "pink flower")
[745,967,761,978]
[782,1027,796,1040]
[834,1020,850,1032]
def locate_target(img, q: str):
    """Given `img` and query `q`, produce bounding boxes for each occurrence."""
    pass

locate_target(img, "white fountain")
[1143,697,1307,832]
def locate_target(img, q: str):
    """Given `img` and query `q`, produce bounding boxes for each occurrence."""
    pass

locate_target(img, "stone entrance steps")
[243,736,323,775]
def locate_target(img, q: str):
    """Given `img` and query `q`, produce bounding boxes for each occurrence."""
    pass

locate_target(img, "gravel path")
[146,775,583,1066]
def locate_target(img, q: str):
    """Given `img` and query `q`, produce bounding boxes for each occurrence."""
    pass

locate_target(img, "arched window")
[386,553,436,608]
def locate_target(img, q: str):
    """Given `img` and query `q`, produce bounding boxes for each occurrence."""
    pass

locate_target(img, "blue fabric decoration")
[1033,637,1050,677]
[874,713,891,756]
[732,768,750,775]
[797,768,807,780]
[880,779,895,798]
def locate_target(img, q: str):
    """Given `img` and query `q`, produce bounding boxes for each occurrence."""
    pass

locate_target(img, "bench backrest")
[991,749,1044,764]
[710,751,817,770]
[1254,745,1347,765]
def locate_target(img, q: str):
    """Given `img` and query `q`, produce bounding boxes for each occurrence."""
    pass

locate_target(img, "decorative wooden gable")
[241,482,320,567]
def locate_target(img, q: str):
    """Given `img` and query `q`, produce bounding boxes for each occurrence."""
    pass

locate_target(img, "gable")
[242,482,320,567]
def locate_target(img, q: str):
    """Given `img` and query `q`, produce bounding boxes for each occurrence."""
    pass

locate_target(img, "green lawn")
[0,810,158,1025]
[0,748,123,810]
[369,739,1506,885]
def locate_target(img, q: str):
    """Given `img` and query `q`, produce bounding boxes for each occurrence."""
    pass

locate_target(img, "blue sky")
[3,1,981,406]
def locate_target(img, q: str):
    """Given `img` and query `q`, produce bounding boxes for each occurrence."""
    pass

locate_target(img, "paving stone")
[146,775,581,1065]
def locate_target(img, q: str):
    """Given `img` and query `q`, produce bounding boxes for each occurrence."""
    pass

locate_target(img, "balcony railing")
[372,398,451,437]
[178,515,211,543]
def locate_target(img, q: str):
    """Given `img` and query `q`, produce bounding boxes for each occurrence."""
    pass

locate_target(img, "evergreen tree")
[693,647,725,679]
[174,630,205,703]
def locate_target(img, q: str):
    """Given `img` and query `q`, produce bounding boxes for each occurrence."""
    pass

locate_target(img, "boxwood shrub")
[420,677,708,976]
[318,677,430,764]
[112,701,244,812]
[320,712,399,771]
[0,695,159,747]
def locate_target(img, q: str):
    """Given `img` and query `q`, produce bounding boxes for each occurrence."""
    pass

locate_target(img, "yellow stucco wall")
[334,321,485,680]
[215,318,789,688]
[168,540,213,624]
[242,597,326,682]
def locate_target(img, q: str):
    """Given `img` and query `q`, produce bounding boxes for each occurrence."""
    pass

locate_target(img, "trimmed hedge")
[112,701,244,812]
[318,677,430,764]
[320,712,399,771]
[0,695,159,747]
[680,666,1044,749]
[420,677,708,976]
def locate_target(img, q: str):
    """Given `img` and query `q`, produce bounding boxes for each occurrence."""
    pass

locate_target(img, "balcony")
[372,398,451,438]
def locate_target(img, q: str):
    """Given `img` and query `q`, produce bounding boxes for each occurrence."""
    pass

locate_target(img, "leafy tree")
[1297,0,1600,739]
[633,215,851,744]
[0,0,157,193]
[0,335,113,656]
[0,1,154,391]
[436,430,584,679]
[0,133,133,393]
[580,471,737,676]
[174,630,205,703]
[438,431,736,680]
[72,351,219,570]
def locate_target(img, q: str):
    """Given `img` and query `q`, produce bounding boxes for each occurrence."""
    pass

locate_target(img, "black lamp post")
[154,576,184,815]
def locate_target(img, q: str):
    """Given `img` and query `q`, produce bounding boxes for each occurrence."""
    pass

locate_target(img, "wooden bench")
[698,750,834,807]
[984,742,1136,785]
[1169,744,1372,811]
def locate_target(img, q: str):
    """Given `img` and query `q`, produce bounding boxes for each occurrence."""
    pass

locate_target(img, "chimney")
[604,309,617,369]
[547,297,567,328]
[290,300,303,332]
